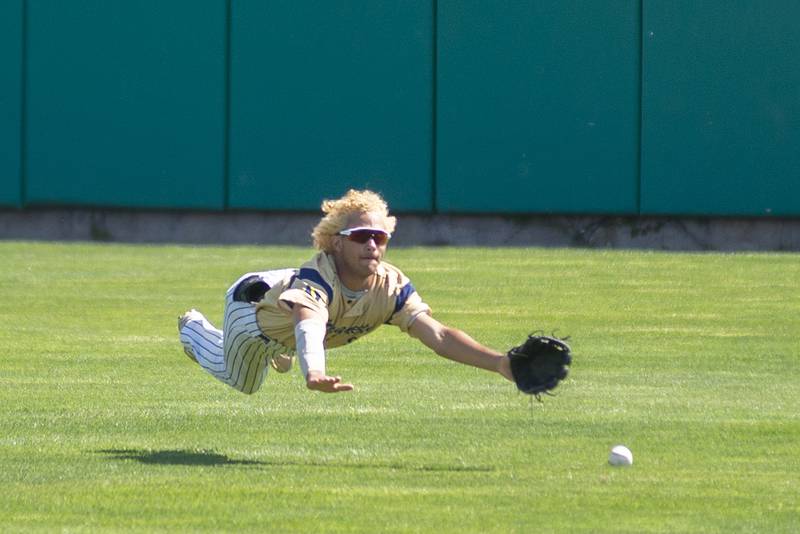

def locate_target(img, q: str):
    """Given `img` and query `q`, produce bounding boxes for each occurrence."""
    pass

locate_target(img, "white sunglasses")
[337,227,391,245]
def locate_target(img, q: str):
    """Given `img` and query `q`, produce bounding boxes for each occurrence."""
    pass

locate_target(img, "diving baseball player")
[178,189,514,394]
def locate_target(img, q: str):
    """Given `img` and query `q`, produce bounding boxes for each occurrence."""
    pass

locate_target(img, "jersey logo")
[303,283,323,302]
[326,322,374,337]
[298,268,333,302]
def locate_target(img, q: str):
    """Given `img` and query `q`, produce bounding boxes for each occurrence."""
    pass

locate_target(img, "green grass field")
[1,241,798,533]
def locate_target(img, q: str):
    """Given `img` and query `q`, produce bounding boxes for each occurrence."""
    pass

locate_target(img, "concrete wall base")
[1,209,799,251]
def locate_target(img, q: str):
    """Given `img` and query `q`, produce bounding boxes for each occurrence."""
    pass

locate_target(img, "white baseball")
[608,445,633,466]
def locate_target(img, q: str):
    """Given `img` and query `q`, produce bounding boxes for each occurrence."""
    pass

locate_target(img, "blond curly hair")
[312,189,397,252]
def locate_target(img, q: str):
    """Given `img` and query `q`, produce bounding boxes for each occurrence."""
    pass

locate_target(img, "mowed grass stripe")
[0,242,798,533]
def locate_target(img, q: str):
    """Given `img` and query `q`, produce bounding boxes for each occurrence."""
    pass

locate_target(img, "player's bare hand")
[306,372,354,393]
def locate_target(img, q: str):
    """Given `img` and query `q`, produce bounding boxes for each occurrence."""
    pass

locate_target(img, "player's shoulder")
[294,252,337,301]
[377,261,415,291]
[298,251,332,272]
[379,261,429,324]
[377,259,402,278]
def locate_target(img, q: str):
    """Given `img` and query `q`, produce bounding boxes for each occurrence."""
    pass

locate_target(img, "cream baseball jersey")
[255,252,430,348]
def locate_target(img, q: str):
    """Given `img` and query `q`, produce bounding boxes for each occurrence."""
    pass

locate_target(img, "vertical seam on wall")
[19,0,28,209]
[223,0,232,211]
[637,0,644,215]
[431,0,438,214]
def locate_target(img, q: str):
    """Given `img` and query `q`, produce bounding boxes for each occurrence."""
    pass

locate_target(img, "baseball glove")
[508,334,572,399]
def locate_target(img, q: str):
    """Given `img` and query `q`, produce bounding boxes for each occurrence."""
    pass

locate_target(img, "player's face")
[333,211,389,282]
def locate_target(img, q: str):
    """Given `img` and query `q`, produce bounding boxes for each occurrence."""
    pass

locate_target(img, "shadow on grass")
[97,449,265,467]
[95,448,494,473]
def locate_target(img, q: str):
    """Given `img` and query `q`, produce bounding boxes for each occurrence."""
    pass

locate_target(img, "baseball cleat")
[270,353,294,373]
[177,309,200,362]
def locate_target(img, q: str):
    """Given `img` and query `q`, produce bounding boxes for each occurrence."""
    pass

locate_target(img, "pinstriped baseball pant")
[179,270,295,394]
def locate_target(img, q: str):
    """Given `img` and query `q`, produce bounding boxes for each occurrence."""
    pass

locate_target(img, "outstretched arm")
[292,304,354,393]
[407,313,513,382]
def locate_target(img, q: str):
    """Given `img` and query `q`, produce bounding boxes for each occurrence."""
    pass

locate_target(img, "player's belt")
[232,275,270,303]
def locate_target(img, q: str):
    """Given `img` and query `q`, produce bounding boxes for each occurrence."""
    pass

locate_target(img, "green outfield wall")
[437,0,640,214]
[228,1,434,212]
[641,1,800,217]
[24,0,226,210]
[1,1,798,217]
[0,0,22,207]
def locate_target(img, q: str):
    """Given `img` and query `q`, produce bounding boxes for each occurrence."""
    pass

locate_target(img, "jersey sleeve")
[387,282,431,332]
[278,267,333,317]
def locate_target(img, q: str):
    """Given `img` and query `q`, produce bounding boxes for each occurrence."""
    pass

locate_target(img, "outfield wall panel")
[24,0,226,210]
[228,1,434,212]
[641,1,800,216]
[3,2,799,217]
[436,0,641,214]
[0,0,22,207]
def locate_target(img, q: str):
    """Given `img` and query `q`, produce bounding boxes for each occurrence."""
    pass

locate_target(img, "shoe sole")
[178,311,199,363]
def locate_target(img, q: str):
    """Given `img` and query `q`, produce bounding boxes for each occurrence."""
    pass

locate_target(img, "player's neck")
[338,271,374,292]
